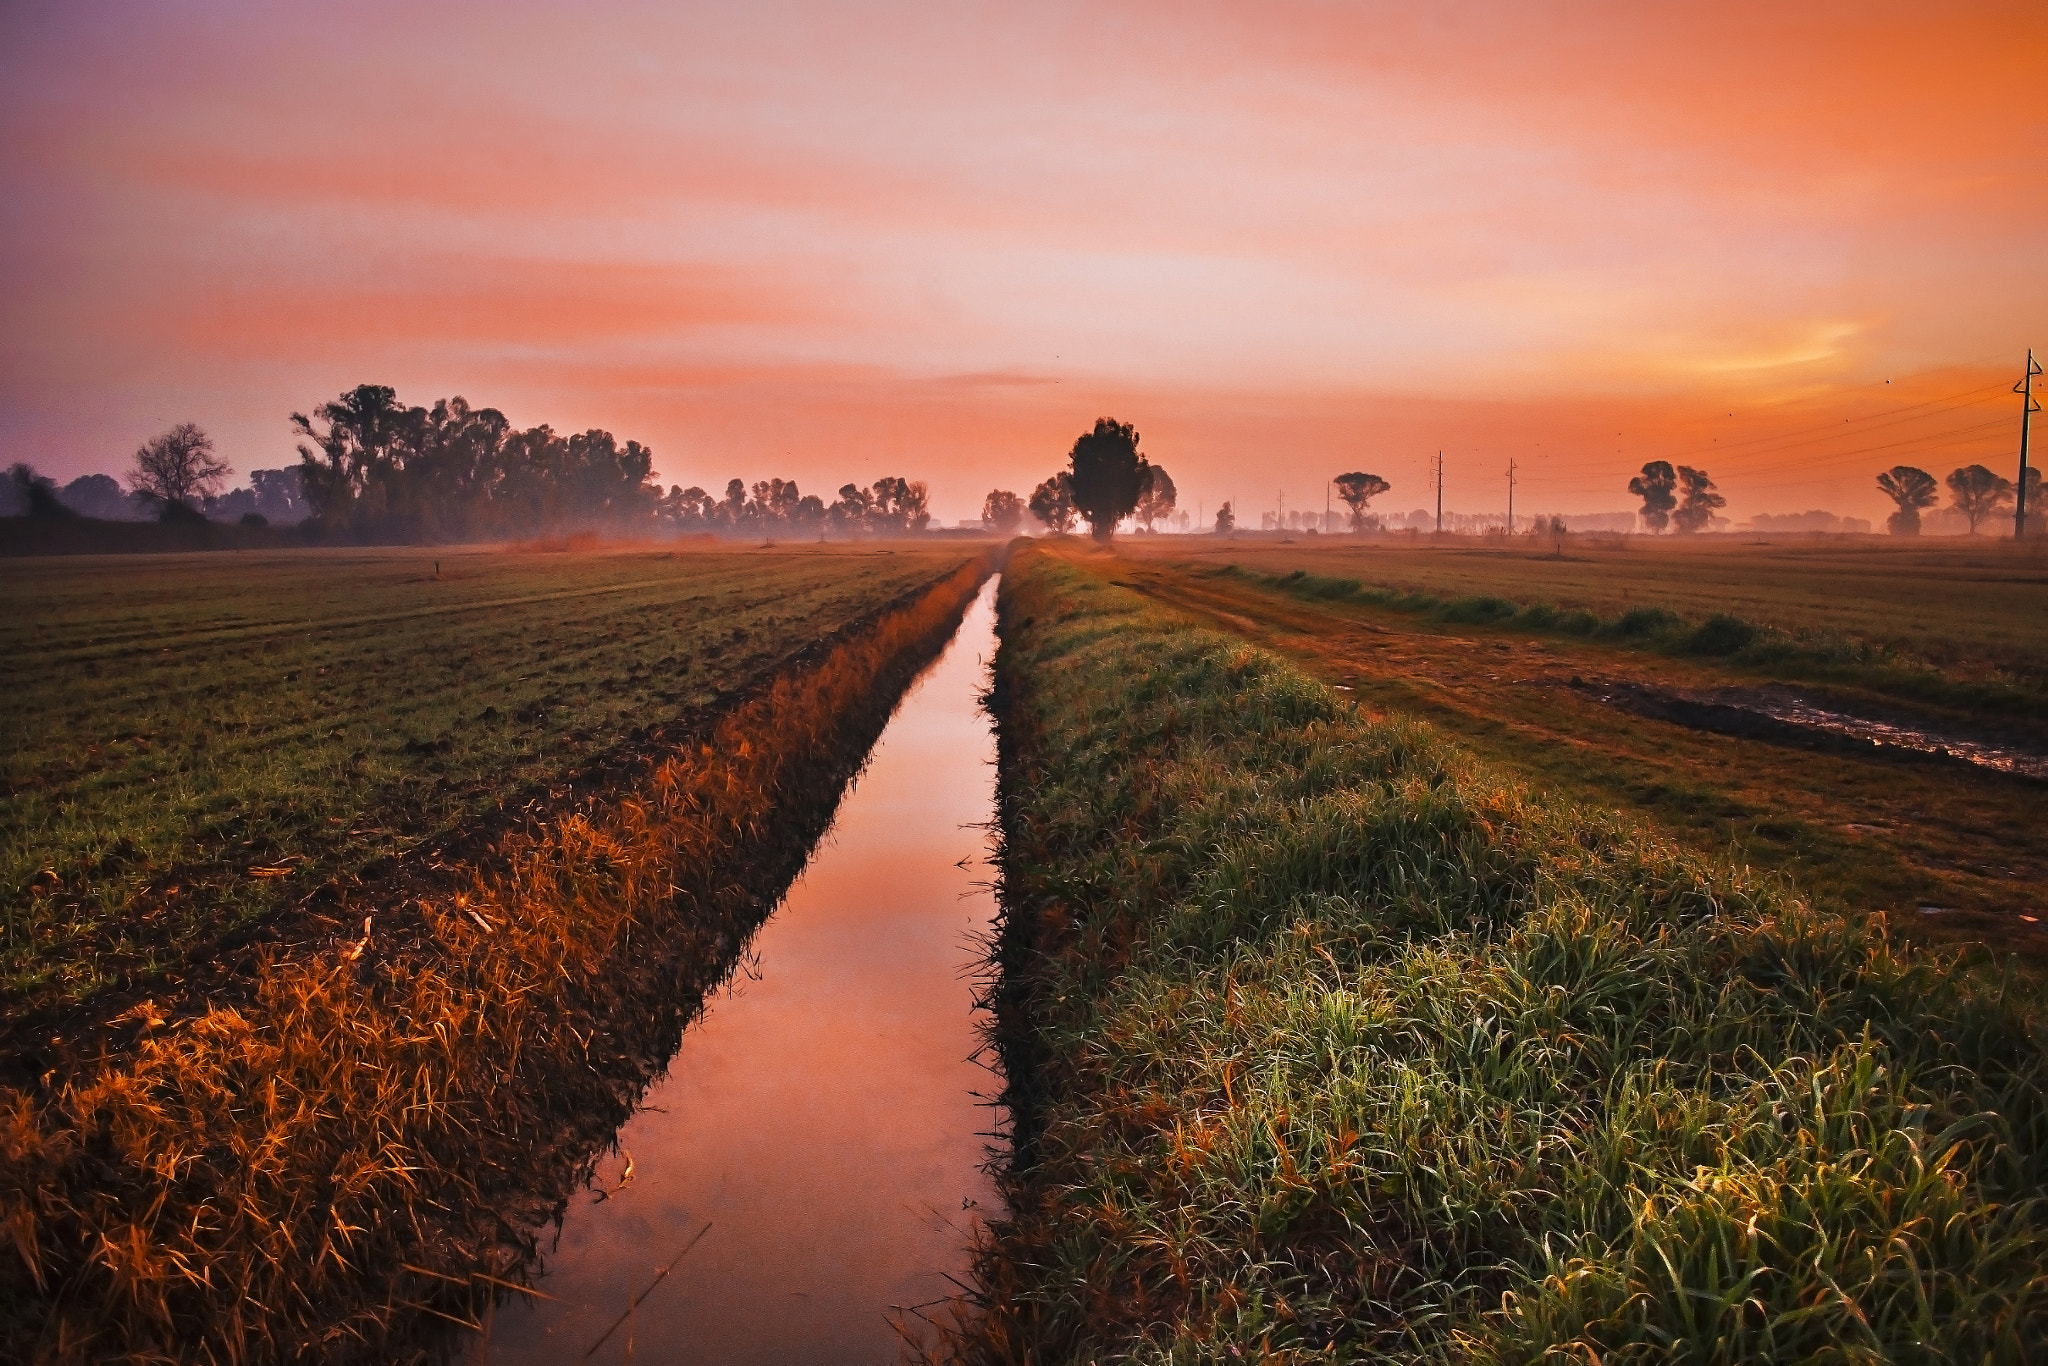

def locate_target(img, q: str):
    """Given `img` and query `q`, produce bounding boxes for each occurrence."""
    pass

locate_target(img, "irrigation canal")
[475,576,1005,1363]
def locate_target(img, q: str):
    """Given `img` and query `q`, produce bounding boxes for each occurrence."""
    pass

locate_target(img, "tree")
[1541,514,1568,555]
[130,423,230,517]
[59,472,135,520]
[1333,472,1391,532]
[1214,500,1235,534]
[1875,465,1938,536]
[1065,417,1149,543]
[1672,465,1723,534]
[7,464,73,519]
[1028,472,1077,534]
[1133,465,1177,531]
[982,489,1025,534]
[1628,460,1677,533]
[1946,464,2014,535]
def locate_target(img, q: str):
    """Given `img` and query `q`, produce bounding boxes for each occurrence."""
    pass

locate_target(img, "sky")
[2,0,2044,526]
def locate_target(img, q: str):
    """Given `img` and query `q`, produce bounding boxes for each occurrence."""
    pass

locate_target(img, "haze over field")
[2,1,2043,525]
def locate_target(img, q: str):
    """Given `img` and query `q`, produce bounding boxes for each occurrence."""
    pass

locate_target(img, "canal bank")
[479,575,1005,1363]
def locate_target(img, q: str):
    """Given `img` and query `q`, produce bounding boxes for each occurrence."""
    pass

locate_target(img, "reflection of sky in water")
[1745,694,2048,781]
[481,578,1004,1365]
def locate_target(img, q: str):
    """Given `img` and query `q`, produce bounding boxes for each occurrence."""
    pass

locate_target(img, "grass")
[2,551,994,1363]
[966,542,2048,1362]
[1140,535,2048,714]
[0,542,971,1003]
[1098,548,2048,968]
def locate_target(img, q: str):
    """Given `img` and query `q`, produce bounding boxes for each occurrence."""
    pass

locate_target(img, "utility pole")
[2019,348,2041,539]
[1506,458,1518,534]
[1324,480,1331,533]
[1434,451,1443,535]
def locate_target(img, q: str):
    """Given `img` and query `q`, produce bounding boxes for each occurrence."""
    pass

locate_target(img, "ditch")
[472,576,1006,1365]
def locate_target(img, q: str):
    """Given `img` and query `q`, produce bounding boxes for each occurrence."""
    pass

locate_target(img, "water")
[476,576,1004,1365]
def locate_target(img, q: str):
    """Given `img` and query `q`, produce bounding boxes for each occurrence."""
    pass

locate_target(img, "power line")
[1686,393,2006,465]
[1608,382,2009,470]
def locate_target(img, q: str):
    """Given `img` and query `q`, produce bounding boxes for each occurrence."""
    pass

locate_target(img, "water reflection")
[478,577,1004,1365]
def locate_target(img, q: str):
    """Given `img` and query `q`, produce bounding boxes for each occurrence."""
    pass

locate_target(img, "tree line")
[977,418,1180,540]
[1875,462,2038,536]
[3,384,939,541]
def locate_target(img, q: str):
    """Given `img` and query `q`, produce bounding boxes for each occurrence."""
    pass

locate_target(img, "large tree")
[1947,464,2014,535]
[1029,472,1077,534]
[130,423,230,517]
[1333,471,1391,532]
[1133,465,1177,531]
[1214,500,1235,534]
[982,488,1025,534]
[1628,460,1678,533]
[1671,465,1723,534]
[1876,465,1939,536]
[1065,417,1149,543]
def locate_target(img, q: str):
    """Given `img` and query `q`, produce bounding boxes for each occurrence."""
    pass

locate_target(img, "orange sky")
[2,1,2043,525]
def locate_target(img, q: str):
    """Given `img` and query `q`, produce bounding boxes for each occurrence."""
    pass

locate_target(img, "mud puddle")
[471,577,1004,1364]
[1577,678,2048,781]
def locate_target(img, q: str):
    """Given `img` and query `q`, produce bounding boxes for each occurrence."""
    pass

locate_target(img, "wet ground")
[1574,679,2048,782]
[472,578,1004,1365]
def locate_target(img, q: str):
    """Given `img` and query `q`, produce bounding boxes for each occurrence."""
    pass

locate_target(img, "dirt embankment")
[1,554,996,1365]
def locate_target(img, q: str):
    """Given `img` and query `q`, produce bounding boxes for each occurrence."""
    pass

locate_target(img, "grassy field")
[972,542,2048,1361]
[1139,533,2048,709]
[1109,536,2048,969]
[1,541,972,1004]
[3,547,994,1363]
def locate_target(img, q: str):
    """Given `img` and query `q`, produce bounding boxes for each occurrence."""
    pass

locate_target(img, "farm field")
[2,543,994,1362]
[974,541,2048,1360]
[1,541,975,1007]
[1148,532,2048,703]
[1113,534,2048,966]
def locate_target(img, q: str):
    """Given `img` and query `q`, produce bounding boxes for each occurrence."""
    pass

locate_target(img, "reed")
[1,555,993,1363]
[965,543,2048,1362]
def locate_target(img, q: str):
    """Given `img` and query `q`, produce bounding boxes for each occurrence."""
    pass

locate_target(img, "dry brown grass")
[1,555,993,1364]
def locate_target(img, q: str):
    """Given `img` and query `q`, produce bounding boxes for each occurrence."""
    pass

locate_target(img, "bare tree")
[1876,465,1938,536]
[1333,472,1391,532]
[1946,464,2014,535]
[130,423,229,517]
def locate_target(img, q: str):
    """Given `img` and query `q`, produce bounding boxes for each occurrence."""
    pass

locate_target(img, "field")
[970,541,2048,1361]
[1108,534,2048,967]
[0,541,990,1363]
[1,541,970,1005]
[1148,533,2048,698]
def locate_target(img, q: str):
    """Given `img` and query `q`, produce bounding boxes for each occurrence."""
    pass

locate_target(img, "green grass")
[972,544,2048,1362]
[0,542,971,1001]
[1140,537,2048,716]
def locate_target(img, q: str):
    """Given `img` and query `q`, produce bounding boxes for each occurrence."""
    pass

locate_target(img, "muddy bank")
[1575,677,2048,782]
[0,556,995,1365]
